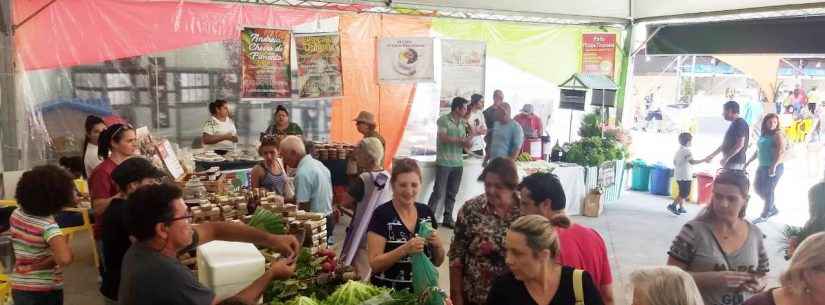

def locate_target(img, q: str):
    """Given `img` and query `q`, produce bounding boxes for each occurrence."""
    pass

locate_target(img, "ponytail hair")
[97,123,133,159]
[81,115,104,178]
[549,213,572,229]
[509,214,568,260]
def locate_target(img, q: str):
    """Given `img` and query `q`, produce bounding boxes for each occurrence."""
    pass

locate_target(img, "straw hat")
[353,111,377,126]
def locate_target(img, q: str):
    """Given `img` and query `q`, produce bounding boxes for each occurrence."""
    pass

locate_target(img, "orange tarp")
[332,14,432,167]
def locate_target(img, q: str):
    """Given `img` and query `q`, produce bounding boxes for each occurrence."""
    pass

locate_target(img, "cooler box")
[197,241,265,299]
[649,165,672,196]
[631,160,652,191]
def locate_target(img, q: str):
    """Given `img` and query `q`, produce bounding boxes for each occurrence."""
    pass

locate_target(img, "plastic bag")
[411,220,444,305]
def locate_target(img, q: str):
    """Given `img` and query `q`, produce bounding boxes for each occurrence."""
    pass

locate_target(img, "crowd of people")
[5,92,825,305]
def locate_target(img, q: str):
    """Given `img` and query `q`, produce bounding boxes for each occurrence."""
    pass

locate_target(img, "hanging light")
[645,56,651,62]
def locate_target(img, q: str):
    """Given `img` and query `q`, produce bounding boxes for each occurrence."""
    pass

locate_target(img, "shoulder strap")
[573,269,585,305]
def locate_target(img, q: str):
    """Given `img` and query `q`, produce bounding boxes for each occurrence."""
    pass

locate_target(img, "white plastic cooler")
[197,241,265,299]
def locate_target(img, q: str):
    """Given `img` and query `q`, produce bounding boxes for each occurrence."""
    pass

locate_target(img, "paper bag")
[583,188,604,217]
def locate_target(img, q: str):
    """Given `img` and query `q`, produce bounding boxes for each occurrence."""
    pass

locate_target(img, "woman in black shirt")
[487,215,604,305]
[367,158,445,291]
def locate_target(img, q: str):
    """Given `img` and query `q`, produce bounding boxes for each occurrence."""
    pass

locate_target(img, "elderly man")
[280,135,335,244]
[486,103,524,162]
[119,184,299,305]
[518,172,615,305]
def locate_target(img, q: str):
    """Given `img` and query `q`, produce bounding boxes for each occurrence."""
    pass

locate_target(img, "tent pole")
[615,24,633,123]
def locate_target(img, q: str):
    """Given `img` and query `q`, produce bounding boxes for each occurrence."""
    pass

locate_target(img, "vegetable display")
[323,280,388,305]
[248,208,286,234]
[266,248,358,304]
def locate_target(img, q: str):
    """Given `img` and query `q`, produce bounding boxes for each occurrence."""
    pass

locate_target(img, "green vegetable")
[284,296,321,305]
[323,280,388,305]
[249,208,286,234]
[381,289,418,305]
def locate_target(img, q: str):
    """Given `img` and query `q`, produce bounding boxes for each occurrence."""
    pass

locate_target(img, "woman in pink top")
[518,172,615,305]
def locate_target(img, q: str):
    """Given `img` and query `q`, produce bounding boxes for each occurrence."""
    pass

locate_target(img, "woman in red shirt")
[518,172,615,305]
[88,123,137,271]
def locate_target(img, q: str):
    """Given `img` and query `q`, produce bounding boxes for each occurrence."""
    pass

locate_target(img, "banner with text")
[295,33,343,99]
[241,27,292,99]
[581,33,616,79]
[440,40,486,112]
[378,37,434,83]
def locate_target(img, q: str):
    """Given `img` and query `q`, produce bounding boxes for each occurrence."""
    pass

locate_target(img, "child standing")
[670,133,701,215]
[10,165,75,305]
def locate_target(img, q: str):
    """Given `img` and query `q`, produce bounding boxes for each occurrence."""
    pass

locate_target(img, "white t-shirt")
[468,110,487,152]
[202,116,237,151]
[84,143,103,178]
[673,145,693,181]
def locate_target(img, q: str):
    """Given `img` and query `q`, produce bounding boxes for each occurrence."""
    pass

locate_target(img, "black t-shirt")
[367,201,437,291]
[483,107,499,135]
[347,178,366,203]
[119,233,213,305]
[100,198,130,300]
[486,267,604,305]
[723,118,750,165]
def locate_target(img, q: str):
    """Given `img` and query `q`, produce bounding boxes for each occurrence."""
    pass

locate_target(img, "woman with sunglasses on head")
[250,136,287,196]
[89,123,137,271]
[667,171,770,305]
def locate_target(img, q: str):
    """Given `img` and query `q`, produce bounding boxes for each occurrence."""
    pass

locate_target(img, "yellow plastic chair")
[0,200,98,268]
[0,274,9,305]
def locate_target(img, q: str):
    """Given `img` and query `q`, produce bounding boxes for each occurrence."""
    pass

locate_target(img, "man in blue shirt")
[280,135,334,244]
[486,103,524,163]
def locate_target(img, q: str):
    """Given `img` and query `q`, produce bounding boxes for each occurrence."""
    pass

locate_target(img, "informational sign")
[598,160,616,187]
[378,37,434,83]
[157,140,185,180]
[295,33,343,98]
[440,40,486,112]
[241,27,291,99]
[581,33,617,79]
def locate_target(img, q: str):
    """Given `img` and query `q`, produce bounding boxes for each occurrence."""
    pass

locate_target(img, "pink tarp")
[13,0,339,71]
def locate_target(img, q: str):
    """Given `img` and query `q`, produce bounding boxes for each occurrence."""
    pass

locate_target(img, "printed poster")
[378,37,434,82]
[295,33,343,98]
[241,27,291,99]
[581,33,617,79]
[440,40,486,112]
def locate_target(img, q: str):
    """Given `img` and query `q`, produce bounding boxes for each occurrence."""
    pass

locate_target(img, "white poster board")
[440,40,486,112]
[157,140,185,180]
[378,37,434,83]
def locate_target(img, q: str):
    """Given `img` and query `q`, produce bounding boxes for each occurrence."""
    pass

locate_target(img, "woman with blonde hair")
[743,232,825,305]
[631,266,704,305]
[486,215,604,305]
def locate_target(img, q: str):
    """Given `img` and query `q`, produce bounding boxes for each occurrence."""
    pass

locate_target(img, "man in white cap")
[513,103,543,155]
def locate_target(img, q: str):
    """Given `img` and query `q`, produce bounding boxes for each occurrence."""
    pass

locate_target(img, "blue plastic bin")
[649,164,673,196]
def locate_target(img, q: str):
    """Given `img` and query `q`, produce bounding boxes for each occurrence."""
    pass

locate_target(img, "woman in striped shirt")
[10,165,75,305]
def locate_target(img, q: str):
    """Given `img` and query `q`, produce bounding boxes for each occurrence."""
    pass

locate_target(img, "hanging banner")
[295,33,344,98]
[581,33,617,79]
[440,40,486,112]
[378,37,434,83]
[241,27,291,99]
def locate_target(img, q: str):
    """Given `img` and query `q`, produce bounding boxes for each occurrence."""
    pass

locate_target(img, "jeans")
[12,289,63,305]
[427,165,463,223]
[755,164,784,217]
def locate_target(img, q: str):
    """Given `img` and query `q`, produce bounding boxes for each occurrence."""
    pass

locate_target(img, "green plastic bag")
[411,220,444,305]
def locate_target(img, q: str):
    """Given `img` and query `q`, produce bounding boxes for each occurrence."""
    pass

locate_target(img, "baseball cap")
[112,157,167,191]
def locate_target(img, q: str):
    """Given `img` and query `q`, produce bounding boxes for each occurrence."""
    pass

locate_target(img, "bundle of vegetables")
[267,248,362,304]
[411,220,444,305]
[323,280,390,305]
[283,296,322,305]
[248,208,286,234]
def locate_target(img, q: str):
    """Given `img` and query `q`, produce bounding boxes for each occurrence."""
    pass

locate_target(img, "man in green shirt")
[428,97,471,228]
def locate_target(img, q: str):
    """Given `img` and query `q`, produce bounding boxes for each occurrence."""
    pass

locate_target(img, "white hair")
[279,135,306,156]
[631,266,705,305]
[358,137,384,168]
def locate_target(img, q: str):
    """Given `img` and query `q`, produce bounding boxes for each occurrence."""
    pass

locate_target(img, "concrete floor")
[55,189,794,305]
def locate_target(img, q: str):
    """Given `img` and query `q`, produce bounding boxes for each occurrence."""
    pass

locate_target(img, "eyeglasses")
[165,213,193,225]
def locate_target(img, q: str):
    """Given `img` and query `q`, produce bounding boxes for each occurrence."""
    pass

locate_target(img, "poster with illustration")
[581,33,616,79]
[241,27,291,99]
[440,40,486,112]
[295,33,343,98]
[378,37,434,83]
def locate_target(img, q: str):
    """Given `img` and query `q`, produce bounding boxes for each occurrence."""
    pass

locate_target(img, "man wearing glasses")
[118,184,300,305]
